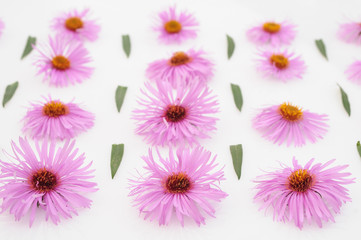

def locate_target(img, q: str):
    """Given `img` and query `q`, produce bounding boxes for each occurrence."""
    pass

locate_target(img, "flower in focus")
[247,21,296,46]
[0,138,97,227]
[254,157,354,229]
[33,35,93,87]
[345,60,361,84]
[146,49,214,87]
[256,49,306,82]
[338,21,361,44]
[154,6,198,44]
[253,102,328,147]
[51,8,100,42]
[23,96,95,140]
[133,81,218,146]
[129,147,227,226]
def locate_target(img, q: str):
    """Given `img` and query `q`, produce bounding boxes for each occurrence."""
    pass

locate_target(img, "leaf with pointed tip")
[338,84,351,116]
[111,144,124,179]
[226,35,235,59]
[2,81,19,107]
[357,141,361,158]
[122,35,131,58]
[315,39,328,60]
[231,83,243,112]
[115,86,127,112]
[230,144,243,180]
[21,36,36,60]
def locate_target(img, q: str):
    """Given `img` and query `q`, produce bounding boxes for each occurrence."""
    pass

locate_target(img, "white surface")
[0,0,361,239]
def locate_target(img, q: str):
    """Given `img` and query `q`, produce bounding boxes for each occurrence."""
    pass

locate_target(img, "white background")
[0,0,361,239]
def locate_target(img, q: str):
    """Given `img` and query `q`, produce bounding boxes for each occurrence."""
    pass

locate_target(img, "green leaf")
[2,81,19,107]
[226,35,235,59]
[21,36,36,60]
[338,84,351,116]
[122,35,131,58]
[315,39,328,60]
[111,144,124,179]
[230,83,243,112]
[115,86,127,112]
[230,144,243,180]
[357,141,361,158]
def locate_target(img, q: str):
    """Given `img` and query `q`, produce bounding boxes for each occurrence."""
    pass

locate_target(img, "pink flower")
[0,19,4,37]
[0,138,97,227]
[253,102,328,147]
[345,60,361,84]
[256,49,306,82]
[129,147,227,226]
[33,35,94,87]
[51,8,100,42]
[338,22,361,44]
[22,96,95,140]
[133,81,218,146]
[254,157,354,229]
[247,21,296,46]
[154,6,198,44]
[146,49,214,88]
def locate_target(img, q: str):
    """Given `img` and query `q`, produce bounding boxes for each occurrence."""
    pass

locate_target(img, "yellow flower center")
[169,52,191,66]
[165,105,186,122]
[270,54,289,69]
[279,103,303,121]
[288,169,313,192]
[164,172,191,194]
[263,22,281,33]
[52,56,71,71]
[43,101,69,118]
[65,17,84,31]
[31,168,57,192]
[164,20,182,34]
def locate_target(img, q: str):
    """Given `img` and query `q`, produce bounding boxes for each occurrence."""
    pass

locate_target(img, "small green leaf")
[230,144,243,180]
[315,39,328,60]
[338,84,351,116]
[115,86,127,112]
[122,35,131,58]
[230,83,243,112]
[226,35,235,59]
[2,81,19,107]
[21,36,36,60]
[111,144,124,179]
[357,141,361,158]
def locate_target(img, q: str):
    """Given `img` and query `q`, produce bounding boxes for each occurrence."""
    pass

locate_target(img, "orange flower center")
[288,169,313,192]
[263,22,281,33]
[164,172,191,194]
[164,20,182,34]
[31,168,57,192]
[65,17,84,31]
[169,52,191,66]
[52,56,71,70]
[43,101,69,118]
[165,105,186,122]
[270,54,289,69]
[279,103,303,121]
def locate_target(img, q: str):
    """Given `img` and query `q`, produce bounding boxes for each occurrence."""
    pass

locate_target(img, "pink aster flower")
[133,81,218,146]
[129,147,227,226]
[338,21,361,44]
[51,8,100,42]
[33,35,93,87]
[154,6,198,44]
[0,138,97,227]
[254,157,354,229]
[146,49,214,88]
[22,96,95,140]
[256,49,306,82]
[253,102,328,147]
[345,60,361,84]
[247,21,296,46]
[0,19,4,37]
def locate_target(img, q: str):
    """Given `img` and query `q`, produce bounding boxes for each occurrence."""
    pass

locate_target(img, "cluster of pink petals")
[0,138,97,227]
[247,21,296,46]
[253,104,328,147]
[338,22,361,44]
[254,157,354,229]
[22,96,95,140]
[129,147,227,226]
[256,49,306,82]
[155,6,198,44]
[33,35,94,87]
[133,80,218,146]
[51,8,100,42]
[345,60,361,84]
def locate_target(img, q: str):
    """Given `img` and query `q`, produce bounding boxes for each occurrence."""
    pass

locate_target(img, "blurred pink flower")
[345,60,361,84]
[338,21,361,44]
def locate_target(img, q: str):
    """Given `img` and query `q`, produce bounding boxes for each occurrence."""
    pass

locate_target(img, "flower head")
[247,21,296,46]
[133,81,218,146]
[155,6,198,44]
[254,157,354,229]
[23,96,95,140]
[256,49,306,82]
[33,35,93,87]
[146,49,214,88]
[129,147,227,226]
[51,8,100,42]
[0,138,97,227]
[345,60,361,84]
[253,102,328,147]
[338,21,361,44]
